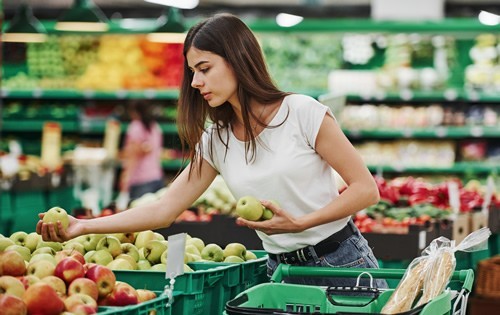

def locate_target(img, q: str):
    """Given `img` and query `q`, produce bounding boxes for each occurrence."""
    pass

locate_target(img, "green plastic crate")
[114,264,237,315]
[224,265,475,315]
[47,186,77,211]
[97,291,177,315]
[10,191,47,233]
[0,191,13,235]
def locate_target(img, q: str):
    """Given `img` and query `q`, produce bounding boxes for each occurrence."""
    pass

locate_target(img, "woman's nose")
[191,73,203,88]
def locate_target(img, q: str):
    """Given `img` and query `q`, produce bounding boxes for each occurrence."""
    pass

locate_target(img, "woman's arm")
[237,113,379,234]
[38,158,218,242]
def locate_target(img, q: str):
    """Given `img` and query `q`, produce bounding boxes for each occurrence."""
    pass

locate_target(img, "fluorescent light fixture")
[2,3,47,43]
[144,0,199,10]
[147,8,186,43]
[55,0,109,32]
[276,13,304,28]
[478,10,500,26]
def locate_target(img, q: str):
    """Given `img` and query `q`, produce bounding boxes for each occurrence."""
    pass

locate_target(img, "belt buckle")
[297,248,308,262]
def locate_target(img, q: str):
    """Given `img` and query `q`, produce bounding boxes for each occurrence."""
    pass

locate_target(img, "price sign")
[103,120,121,159]
[448,181,460,214]
[482,176,495,213]
[41,122,62,171]
[166,233,187,280]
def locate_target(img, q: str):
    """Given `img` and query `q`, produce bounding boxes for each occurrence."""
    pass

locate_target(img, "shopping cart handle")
[271,264,475,291]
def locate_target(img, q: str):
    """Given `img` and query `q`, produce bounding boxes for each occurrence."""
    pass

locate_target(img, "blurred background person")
[119,100,164,204]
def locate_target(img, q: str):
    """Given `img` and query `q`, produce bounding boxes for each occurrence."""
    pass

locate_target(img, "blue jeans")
[129,179,164,200]
[267,221,388,289]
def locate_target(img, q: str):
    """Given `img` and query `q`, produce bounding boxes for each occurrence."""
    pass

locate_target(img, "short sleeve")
[198,125,219,172]
[126,121,147,142]
[298,95,334,150]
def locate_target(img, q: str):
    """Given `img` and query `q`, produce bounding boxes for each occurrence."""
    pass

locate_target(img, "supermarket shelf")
[1,88,179,100]
[1,120,79,132]
[367,162,499,174]
[2,120,178,135]
[343,126,500,139]
[346,90,500,102]
[162,159,188,171]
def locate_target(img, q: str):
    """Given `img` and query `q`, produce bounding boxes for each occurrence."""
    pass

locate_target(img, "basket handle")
[271,264,475,290]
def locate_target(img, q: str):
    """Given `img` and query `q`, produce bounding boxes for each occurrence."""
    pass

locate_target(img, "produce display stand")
[225,265,474,315]
[97,291,179,315]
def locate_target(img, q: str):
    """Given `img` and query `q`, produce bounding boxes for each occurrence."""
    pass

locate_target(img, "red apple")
[41,275,67,297]
[0,294,27,315]
[55,257,85,284]
[55,249,86,265]
[23,282,65,315]
[85,265,116,298]
[103,281,139,306]
[17,275,40,290]
[64,293,97,313]
[136,288,157,302]
[0,276,25,298]
[68,278,99,301]
[0,250,26,277]
[72,303,98,315]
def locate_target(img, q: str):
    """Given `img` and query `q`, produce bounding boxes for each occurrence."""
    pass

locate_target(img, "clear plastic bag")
[381,227,491,314]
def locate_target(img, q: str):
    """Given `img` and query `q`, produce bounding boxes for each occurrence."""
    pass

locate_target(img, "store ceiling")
[2,0,500,19]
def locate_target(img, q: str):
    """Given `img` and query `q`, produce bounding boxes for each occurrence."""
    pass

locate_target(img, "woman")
[38,13,386,288]
[119,100,164,202]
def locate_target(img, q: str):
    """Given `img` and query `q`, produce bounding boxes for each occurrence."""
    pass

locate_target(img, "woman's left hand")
[235,200,304,235]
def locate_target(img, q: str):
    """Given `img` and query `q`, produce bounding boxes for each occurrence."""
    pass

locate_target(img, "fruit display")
[0,247,158,314]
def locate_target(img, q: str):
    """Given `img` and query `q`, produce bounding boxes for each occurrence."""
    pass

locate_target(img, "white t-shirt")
[200,94,349,253]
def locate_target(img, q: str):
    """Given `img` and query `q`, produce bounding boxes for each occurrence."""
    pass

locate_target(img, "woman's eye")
[200,68,209,73]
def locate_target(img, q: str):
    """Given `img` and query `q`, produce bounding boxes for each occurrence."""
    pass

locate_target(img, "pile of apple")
[0,248,157,315]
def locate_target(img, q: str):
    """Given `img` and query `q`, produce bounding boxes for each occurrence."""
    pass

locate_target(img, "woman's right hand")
[36,213,83,242]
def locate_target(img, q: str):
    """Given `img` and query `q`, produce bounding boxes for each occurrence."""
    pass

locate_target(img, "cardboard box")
[363,223,439,261]
[489,206,500,233]
[437,213,470,245]
[470,211,488,232]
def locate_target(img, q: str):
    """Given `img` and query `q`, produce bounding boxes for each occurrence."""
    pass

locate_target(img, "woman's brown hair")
[177,13,289,176]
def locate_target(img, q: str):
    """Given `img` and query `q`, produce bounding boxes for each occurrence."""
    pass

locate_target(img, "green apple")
[154,232,165,241]
[107,258,134,271]
[138,247,146,260]
[36,241,63,252]
[150,263,166,271]
[186,237,205,253]
[96,236,122,258]
[244,250,258,261]
[137,259,152,270]
[185,244,201,257]
[224,256,245,263]
[87,249,113,266]
[134,231,156,249]
[160,251,167,264]
[32,247,56,256]
[0,238,15,252]
[42,207,70,235]
[120,243,140,262]
[261,200,279,220]
[112,232,136,244]
[235,196,263,221]
[115,254,137,269]
[84,250,96,263]
[200,243,224,262]
[143,240,167,265]
[223,243,246,260]
[81,234,106,252]
[63,241,85,255]
[5,245,31,262]
[9,231,29,247]
[29,253,57,266]
[25,232,42,253]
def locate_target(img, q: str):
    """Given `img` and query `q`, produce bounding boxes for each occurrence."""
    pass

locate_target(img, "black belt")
[268,220,355,264]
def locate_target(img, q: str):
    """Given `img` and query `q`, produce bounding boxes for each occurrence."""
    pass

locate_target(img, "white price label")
[1,88,9,97]
[83,90,95,98]
[435,127,447,138]
[482,176,495,213]
[166,233,187,281]
[470,126,484,137]
[32,88,43,98]
[399,89,413,101]
[444,89,458,101]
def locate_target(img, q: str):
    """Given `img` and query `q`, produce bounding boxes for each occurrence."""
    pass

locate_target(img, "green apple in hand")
[42,207,70,235]
[235,196,263,221]
[261,200,279,220]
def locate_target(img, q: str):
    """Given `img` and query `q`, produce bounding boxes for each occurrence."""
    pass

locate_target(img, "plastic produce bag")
[381,227,491,314]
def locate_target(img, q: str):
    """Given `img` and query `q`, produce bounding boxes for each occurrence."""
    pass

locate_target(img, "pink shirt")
[125,120,163,185]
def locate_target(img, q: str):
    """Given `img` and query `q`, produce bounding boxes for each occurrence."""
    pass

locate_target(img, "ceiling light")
[144,0,199,10]
[276,13,304,28]
[2,3,47,43]
[478,10,500,26]
[55,0,109,32]
[147,7,187,43]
